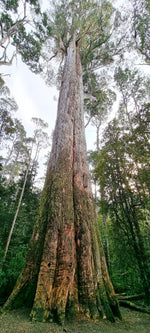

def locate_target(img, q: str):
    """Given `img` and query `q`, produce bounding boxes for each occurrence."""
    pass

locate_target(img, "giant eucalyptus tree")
[3,0,121,324]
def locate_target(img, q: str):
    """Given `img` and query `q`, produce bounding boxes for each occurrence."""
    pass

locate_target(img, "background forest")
[0,0,150,312]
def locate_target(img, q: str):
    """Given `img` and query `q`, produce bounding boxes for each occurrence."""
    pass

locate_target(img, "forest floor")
[0,307,150,333]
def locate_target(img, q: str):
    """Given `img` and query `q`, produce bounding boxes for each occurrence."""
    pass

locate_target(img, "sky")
[1,54,97,182]
[1,0,150,183]
[0,0,135,141]
[2,58,58,138]
[0,0,131,146]
[1,55,97,143]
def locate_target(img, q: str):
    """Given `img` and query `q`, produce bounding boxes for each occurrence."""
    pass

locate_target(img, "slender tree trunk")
[96,124,100,152]
[9,186,20,213]
[6,150,20,185]
[101,214,110,271]
[3,39,121,323]
[1,157,31,269]
[96,130,110,272]
[3,138,16,168]
[121,90,133,133]
[0,121,4,137]
[117,189,150,303]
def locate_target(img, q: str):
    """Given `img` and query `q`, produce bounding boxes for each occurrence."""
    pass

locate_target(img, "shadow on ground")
[0,307,150,333]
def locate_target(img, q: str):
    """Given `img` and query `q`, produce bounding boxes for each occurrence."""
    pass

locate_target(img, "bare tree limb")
[49,49,60,61]
[84,115,93,128]
[49,38,66,62]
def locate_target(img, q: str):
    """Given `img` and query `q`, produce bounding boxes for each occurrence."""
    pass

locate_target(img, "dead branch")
[117,294,145,301]
[119,300,150,314]
[49,49,60,61]
[49,38,66,62]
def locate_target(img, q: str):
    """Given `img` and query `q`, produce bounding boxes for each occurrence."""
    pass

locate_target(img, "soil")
[0,307,150,333]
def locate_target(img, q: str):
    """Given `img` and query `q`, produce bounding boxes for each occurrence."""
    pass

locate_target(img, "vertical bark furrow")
[3,38,121,324]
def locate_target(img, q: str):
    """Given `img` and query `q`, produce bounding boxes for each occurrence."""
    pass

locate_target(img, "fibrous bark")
[3,39,121,324]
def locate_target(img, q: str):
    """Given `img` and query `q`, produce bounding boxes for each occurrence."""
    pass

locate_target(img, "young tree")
[3,0,121,324]
[84,71,116,151]
[95,105,150,302]
[1,117,49,266]
[0,168,40,305]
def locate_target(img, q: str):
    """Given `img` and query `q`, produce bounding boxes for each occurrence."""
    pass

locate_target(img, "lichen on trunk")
[3,38,121,324]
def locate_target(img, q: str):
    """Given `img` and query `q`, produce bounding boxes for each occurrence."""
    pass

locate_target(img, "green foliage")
[0,0,149,310]
[99,215,142,295]
[0,12,13,29]
[13,30,42,73]
[49,0,114,70]
[0,81,49,304]
[0,0,52,71]
[98,115,150,295]
[114,67,147,106]
[131,0,150,63]
[91,68,150,299]
[1,0,19,12]
[0,76,18,142]
[0,170,40,304]
[84,71,116,132]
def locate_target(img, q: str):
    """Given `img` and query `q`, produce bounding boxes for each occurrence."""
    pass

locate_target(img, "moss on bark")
[3,39,121,324]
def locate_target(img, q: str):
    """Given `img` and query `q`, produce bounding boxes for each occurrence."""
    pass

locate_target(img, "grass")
[0,307,150,333]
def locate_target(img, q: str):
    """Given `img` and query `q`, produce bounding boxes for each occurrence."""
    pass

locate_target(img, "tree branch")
[0,0,28,66]
[49,38,66,62]
[84,115,94,128]
[76,22,94,44]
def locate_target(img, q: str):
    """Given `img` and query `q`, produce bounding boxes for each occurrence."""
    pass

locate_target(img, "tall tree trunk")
[3,39,121,323]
